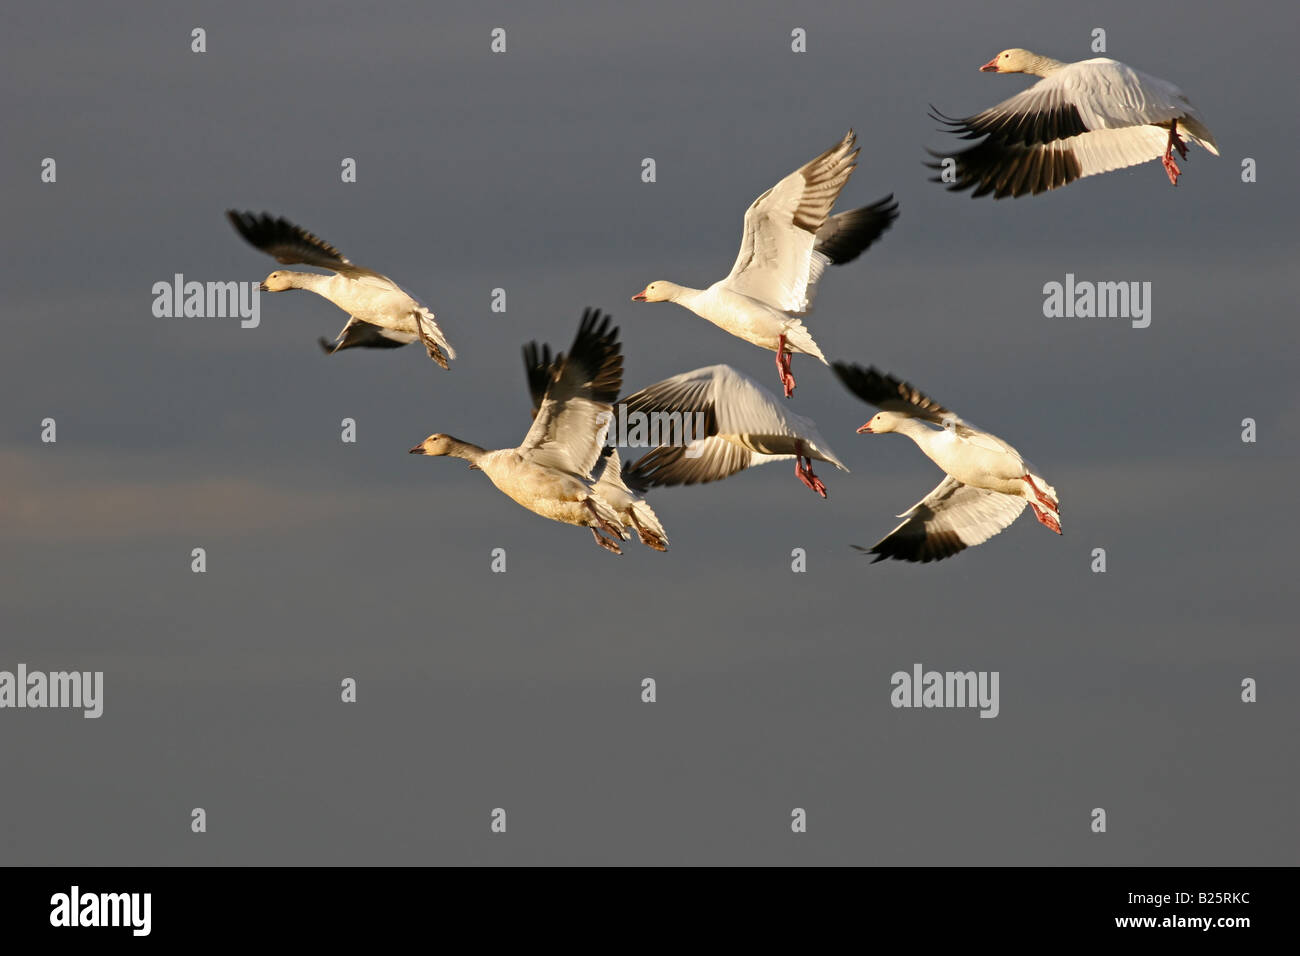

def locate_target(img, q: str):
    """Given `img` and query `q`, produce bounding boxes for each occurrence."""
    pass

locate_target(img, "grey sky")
[1,0,1296,864]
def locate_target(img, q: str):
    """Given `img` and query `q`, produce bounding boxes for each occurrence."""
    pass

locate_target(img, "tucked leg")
[590,527,623,554]
[414,313,450,369]
[1023,474,1057,511]
[631,515,668,552]
[775,334,796,398]
[585,499,626,541]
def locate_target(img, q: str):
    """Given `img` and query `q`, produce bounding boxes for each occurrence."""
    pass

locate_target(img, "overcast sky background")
[1,0,1296,864]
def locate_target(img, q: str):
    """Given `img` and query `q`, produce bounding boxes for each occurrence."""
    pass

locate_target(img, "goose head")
[409,433,457,456]
[260,270,295,292]
[857,411,907,435]
[632,281,678,303]
[980,48,1037,72]
[980,48,1058,76]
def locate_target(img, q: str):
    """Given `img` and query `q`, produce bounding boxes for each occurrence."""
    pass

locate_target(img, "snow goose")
[410,309,634,555]
[620,364,847,498]
[929,49,1218,198]
[632,130,898,397]
[226,211,454,367]
[832,363,1060,563]
[523,342,668,551]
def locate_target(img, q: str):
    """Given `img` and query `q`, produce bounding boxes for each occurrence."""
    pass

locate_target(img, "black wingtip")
[830,360,874,398]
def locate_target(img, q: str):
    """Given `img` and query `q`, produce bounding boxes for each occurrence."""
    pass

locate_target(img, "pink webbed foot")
[1030,502,1062,534]
[795,456,827,498]
[1162,154,1182,186]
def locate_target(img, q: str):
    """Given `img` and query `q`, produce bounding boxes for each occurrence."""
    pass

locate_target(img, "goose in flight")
[620,364,847,498]
[226,211,454,367]
[522,342,668,551]
[410,309,644,555]
[632,131,898,397]
[929,49,1218,198]
[832,363,1060,563]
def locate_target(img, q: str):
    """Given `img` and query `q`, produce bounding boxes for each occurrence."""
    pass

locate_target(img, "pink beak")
[631,290,647,302]
[979,57,999,72]
[857,422,873,434]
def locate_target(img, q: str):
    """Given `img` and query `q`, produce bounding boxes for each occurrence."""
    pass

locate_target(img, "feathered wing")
[226,211,387,280]
[813,194,900,266]
[319,318,417,353]
[724,130,863,313]
[621,365,845,487]
[521,341,559,419]
[624,437,754,489]
[518,309,623,479]
[861,476,1027,563]
[832,362,961,428]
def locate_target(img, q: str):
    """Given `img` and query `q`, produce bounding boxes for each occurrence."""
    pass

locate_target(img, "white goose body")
[889,418,1028,496]
[931,48,1219,197]
[662,284,823,358]
[833,363,1061,563]
[475,448,602,526]
[634,130,898,396]
[287,272,431,337]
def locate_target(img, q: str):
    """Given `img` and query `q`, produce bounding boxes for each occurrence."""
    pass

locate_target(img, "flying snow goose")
[523,342,668,551]
[410,309,634,555]
[632,130,898,397]
[226,211,454,367]
[832,363,1060,563]
[928,49,1218,198]
[620,364,848,498]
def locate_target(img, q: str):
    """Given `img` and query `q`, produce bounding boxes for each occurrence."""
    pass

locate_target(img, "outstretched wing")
[519,309,623,479]
[813,194,899,265]
[319,319,416,354]
[724,130,864,314]
[861,476,1026,563]
[522,341,559,419]
[226,210,386,279]
[832,362,962,428]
